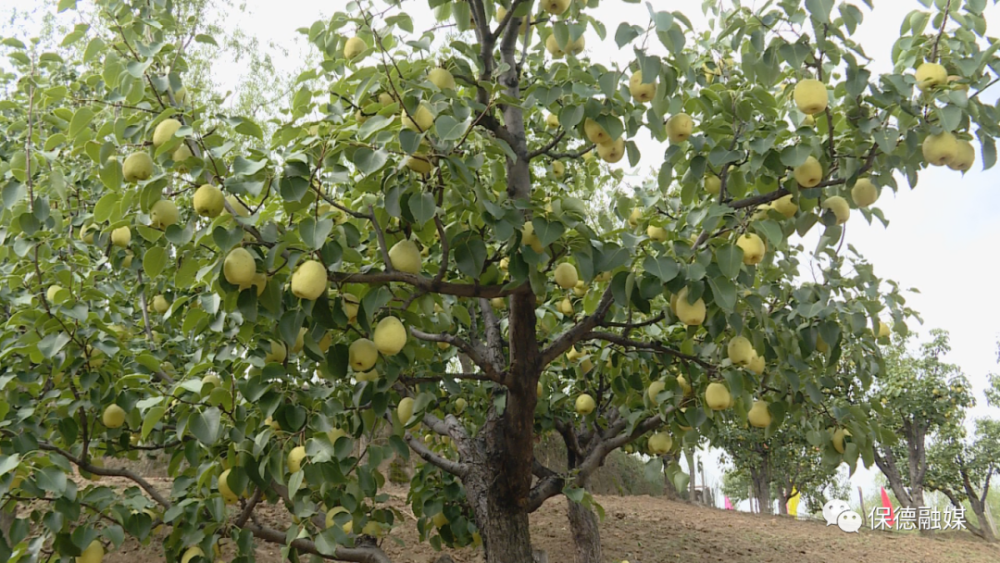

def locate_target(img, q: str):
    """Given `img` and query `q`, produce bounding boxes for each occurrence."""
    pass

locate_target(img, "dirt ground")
[90,479,998,563]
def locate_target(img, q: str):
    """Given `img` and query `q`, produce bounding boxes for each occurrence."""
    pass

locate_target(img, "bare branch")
[38,442,172,508]
[242,522,393,563]
[409,328,503,381]
[527,130,567,160]
[580,332,716,372]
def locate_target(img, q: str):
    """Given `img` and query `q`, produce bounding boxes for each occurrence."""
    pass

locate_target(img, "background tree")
[925,419,1000,541]
[1,1,1000,563]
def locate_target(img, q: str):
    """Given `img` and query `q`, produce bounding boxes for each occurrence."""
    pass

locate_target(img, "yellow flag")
[787,487,800,516]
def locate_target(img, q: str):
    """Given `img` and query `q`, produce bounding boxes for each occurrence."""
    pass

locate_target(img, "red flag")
[880,487,895,527]
[724,496,734,510]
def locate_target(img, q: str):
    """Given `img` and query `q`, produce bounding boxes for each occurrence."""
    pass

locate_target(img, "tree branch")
[579,332,716,372]
[409,328,503,382]
[38,442,171,508]
[539,285,615,366]
[242,522,393,563]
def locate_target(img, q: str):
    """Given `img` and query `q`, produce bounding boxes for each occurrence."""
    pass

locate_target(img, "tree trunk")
[464,461,534,563]
[661,454,680,501]
[777,493,789,516]
[968,496,996,542]
[749,457,771,516]
[566,493,601,563]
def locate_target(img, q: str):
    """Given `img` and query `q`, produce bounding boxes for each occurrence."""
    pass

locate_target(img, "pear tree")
[2,1,1000,563]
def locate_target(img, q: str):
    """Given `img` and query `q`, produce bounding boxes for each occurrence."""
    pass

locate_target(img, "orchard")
[1,0,999,562]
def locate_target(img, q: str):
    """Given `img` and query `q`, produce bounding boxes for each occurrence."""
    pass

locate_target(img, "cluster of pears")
[727,336,765,375]
[583,118,626,164]
[348,316,408,381]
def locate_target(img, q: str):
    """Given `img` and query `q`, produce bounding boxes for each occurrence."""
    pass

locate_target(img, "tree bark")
[749,458,772,515]
[463,456,534,563]
[662,454,681,501]
[566,493,601,563]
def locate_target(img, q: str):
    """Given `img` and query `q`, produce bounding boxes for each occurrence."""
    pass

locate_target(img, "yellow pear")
[180,547,203,563]
[427,67,456,90]
[362,521,381,537]
[736,233,765,265]
[947,140,975,172]
[793,156,823,188]
[389,239,422,274]
[915,62,947,92]
[80,223,97,244]
[832,428,851,454]
[373,316,407,355]
[202,373,221,389]
[406,153,435,176]
[629,70,657,103]
[822,196,850,225]
[704,382,731,411]
[291,260,327,300]
[558,297,574,315]
[647,225,668,242]
[397,397,415,423]
[326,506,353,534]
[674,287,706,326]
[584,118,611,144]
[223,248,256,286]
[575,394,596,415]
[676,375,692,396]
[402,104,435,131]
[553,263,579,289]
[264,340,286,364]
[545,113,560,128]
[342,294,360,322]
[522,222,544,253]
[172,143,192,166]
[491,297,505,309]
[793,79,828,115]
[851,178,879,208]
[218,469,238,503]
[747,401,771,428]
[432,512,449,528]
[922,132,959,166]
[648,432,672,455]
[545,34,565,58]
[193,184,225,217]
[242,272,267,296]
[747,353,765,375]
[666,113,693,143]
[77,540,105,563]
[704,175,721,195]
[551,160,565,178]
[628,208,642,227]
[349,338,378,371]
[224,195,251,217]
[875,321,891,338]
[772,194,797,218]
[287,445,307,474]
[123,152,153,183]
[150,199,179,229]
[573,280,588,297]
[647,380,666,403]
[356,368,379,382]
[111,226,131,248]
[103,404,126,428]
[152,295,170,314]
[152,118,181,148]
[566,36,586,57]
[727,336,754,366]
[541,0,569,16]
[46,285,64,303]
[597,138,626,163]
[344,36,367,60]
[289,327,308,355]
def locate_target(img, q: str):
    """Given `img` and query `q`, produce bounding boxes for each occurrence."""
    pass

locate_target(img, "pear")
[627,208,642,227]
[565,35,585,55]
[193,184,225,217]
[747,353,765,375]
[793,79,828,115]
[704,382,731,411]
[389,239,422,274]
[793,156,823,188]
[150,199,179,229]
[77,540,105,563]
[287,445,307,473]
[202,373,222,389]
[491,297,505,309]
[291,260,328,300]
[342,294,360,322]
[152,295,170,314]
[747,401,771,428]
[736,233,766,265]
[629,70,656,103]
[551,160,565,178]
[152,118,181,148]
[111,226,131,248]
[373,316,407,355]
[704,175,721,195]
[674,287,706,326]
[402,104,435,131]
[832,428,851,454]
[344,36,367,60]
[915,62,947,92]
[553,263,579,289]
[558,297,574,315]
[349,338,378,371]
[676,375,693,396]
[545,113,560,128]
[947,140,976,172]
[397,397,415,423]
[362,521,381,537]
[822,196,850,225]
[123,152,153,183]
[545,34,565,58]
[647,380,666,403]
[46,285,64,303]
[432,512,449,528]
[851,178,879,208]
[243,272,268,296]
[180,547,204,563]
[541,0,570,16]
[172,144,192,166]
[290,327,308,354]
[356,368,379,382]
[772,194,797,218]
[223,248,256,286]
[648,432,672,455]
[103,404,126,428]
[584,118,611,144]
[521,222,544,253]
[922,132,959,166]
[326,506,354,534]
[405,153,435,176]
[218,469,238,503]
[80,223,97,244]
[875,321,891,338]
[647,225,668,242]
[727,336,755,366]
[427,68,456,90]
[224,195,251,217]
[597,138,625,163]
[575,394,596,415]
[666,113,694,143]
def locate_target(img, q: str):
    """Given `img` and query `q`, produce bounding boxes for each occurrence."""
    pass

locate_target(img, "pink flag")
[880,487,895,527]
[724,496,734,510]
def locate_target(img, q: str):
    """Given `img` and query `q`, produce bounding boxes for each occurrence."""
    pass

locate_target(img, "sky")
[4,0,1000,513]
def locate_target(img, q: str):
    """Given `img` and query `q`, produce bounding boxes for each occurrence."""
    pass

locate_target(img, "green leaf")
[142,406,165,440]
[354,148,388,174]
[57,0,76,12]
[453,233,487,280]
[37,332,71,359]
[194,34,218,46]
[531,217,564,248]
[37,466,67,494]
[642,255,680,282]
[434,115,469,141]
[805,0,834,22]
[93,192,118,223]
[407,192,436,226]
[753,220,784,248]
[190,408,222,446]
[300,217,334,250]
[716,244,742,279]
[707,276,736,312]
[143,246,167,278]
[69,108,94,138]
